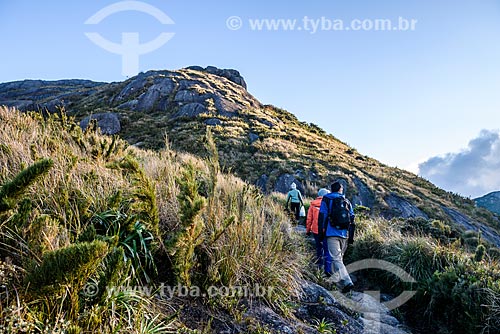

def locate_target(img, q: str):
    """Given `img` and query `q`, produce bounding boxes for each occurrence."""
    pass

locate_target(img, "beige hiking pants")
[326,236,353,288]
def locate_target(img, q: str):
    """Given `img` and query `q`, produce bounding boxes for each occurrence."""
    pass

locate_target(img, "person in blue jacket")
[319,181,355,293]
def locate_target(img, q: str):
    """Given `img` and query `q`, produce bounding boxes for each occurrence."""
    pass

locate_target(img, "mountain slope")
[476,191,500,215]
[3,69,500,334]
[2,66,500,247]
[0,106,417,334]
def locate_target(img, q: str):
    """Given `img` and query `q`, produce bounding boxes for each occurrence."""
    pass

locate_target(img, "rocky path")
[275,225,413,334]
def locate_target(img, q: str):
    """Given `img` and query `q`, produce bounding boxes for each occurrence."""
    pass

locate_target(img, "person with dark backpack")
[319,181,355,293]
[306,188,332,276]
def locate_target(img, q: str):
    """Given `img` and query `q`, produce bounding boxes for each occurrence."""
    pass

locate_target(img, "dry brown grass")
[0,107,306,332]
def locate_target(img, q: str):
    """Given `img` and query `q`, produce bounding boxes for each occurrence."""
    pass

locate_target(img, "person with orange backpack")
[306,188,332,277]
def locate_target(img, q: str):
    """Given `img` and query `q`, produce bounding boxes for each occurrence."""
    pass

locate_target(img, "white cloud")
[418,129,500,198]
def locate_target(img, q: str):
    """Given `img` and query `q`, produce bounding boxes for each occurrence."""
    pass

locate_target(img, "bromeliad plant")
[91,208,156,284]
[86,154,161,284]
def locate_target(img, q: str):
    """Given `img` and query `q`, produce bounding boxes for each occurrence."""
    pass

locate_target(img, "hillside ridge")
[476,191,500,215]
[1,66,500,247]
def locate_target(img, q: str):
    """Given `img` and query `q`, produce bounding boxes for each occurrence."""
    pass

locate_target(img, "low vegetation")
[0,107,304,333]
[1,106,500,334]
[345,215,500,334]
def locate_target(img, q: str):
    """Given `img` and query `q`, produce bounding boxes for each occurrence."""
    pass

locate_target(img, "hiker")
[319,181,355,293]
[306,188,332,276]
[285,183,304,221]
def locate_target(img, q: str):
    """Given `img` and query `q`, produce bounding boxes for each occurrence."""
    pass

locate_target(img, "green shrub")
[165,162,206,286]
[26,240,108,291]
[418,263,492,333]
[0,158,53,213]
[387,237,437,282]
[474,244,486,262]
[25,240,108,321]
[348,228,385,261]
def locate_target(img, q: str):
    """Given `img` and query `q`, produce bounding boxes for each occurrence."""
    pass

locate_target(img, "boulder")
[204,118,221,126]
[243,305,301,334]
[249,132,259,144]
[295,281,363,334]
[80,113,121,135]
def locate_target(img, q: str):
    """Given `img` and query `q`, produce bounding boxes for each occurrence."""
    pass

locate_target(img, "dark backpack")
[328,197,351,230]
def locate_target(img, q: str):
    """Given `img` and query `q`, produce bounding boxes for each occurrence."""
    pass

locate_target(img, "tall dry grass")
[0,107,306,332]
[346,216,500,333]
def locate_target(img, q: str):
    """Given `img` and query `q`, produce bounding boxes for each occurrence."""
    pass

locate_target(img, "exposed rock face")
[80,113,121,135]
[172,280,353,333]
[0,100,33,110]
[296,282,363,334]
[0,67,259,121]
[244,304,318,334]
[178,279,410,334]
[475,191,500,215]
[294,281,411,334]
[136,78,176,112]
[442,206,500,247]
[351,177,375,208]
[0,79,105,112]
[109,68,260,118]
[383,194,428,219]
[186,65,247,89]
[255,174,269,193]
[113,72,150,102]
[349,292,410,334]
[2,66,499,239]
[275,174,304,194]
[442,206,475,231]
[172,103,208,119]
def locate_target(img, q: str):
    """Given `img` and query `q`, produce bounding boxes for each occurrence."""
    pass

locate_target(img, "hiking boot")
[341,283,354,294]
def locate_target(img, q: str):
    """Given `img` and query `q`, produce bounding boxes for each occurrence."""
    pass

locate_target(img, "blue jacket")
[319,192,355,238]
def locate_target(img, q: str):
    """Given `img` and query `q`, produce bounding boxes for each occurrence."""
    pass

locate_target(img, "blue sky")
[1,0,500,197]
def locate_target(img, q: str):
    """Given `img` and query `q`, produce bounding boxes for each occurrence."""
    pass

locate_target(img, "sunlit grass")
[0,107,305,332]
